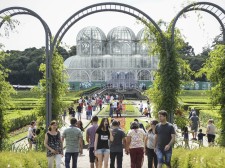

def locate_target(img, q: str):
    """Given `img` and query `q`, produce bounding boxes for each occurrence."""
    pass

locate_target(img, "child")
[198,129,206,147]
[182,126,190,149]
[143,107,150,118]
[143,107,148,116]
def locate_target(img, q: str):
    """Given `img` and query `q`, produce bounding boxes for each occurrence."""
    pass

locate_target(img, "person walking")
[110,120,126,168]
[77,104,82,121]
[62,118,83,168]
[206,119,216,146]
[145,120,158,168]
[98,98,103,111]
[154,110,175,168]
[27,121,36,149]
[197,129,206,147]
[86,116,99,168]
[113,101,117,113]
[139,101,143,114]
[69,105,75,118]
[77,120,85,156]
[62,108,67,125]
[190,112,200,140]
[126,121,146,168]
[147,101,152,118]
[44,120,63,168]
[109,103,114,118]
[87,103,93,120]
[182,126,190,149]
[94,118,113,168]
[116,102,122,118]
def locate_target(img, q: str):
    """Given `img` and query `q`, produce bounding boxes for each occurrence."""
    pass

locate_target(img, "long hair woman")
[44,120,63,168]
[126,121,146,168]
[77,120,85,156]
[94,118,113,168]
[145,120,158,168]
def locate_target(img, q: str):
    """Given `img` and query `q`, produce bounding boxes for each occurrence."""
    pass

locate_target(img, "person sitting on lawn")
[143,107,151,118]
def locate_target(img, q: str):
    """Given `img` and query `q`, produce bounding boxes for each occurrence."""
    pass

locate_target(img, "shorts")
[156,148,172,166]
[89,147,95,163]
[191,125,198,132]
[95,148,110,155]
[207,134,216,143]
[77,112,81,117]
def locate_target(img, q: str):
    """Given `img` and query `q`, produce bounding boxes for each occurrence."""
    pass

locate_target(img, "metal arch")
[52,2,163,48]
[0,7,53,128]
[69,70,90,82]
[171,2,225,44]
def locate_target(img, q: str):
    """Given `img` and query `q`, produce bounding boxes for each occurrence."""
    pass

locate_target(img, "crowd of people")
[66,94,124,123]
[41,109,176,168]
[26,98,217,168]
[182,108,217,148]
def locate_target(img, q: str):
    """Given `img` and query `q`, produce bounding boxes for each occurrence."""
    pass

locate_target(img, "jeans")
[156,148,172,166]
[146,148,157,168]
[47,154,62,168]
[65,152,79,168]
[129,147,144,168]
[110,152,123,168]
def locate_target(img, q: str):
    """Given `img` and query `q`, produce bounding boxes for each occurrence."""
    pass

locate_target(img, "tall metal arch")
[52,2,163,49]
[171,2,225,44]
[0,7,52,127]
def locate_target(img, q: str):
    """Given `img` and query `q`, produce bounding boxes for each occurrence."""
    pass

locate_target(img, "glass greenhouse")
[64,26,159,90]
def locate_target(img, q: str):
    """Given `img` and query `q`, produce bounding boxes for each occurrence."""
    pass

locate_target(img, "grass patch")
[172,147,225,168]
[98,104,141,116]
[0,151,47,168]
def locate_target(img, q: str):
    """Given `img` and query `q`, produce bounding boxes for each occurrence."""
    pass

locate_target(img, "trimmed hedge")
[5,113,37,132]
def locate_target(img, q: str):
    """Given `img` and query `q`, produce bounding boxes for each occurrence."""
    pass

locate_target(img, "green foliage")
[51,50,69,120]
[37,50,68,120]
[0,51,15,150]
[145,22,193,122]
[35,50,68,150]
[3,46,77,85]
[0,151,47,168]
[4,47,45,85]
[198,44,225,146]
[172,147,225,168]
[5,112,37,132]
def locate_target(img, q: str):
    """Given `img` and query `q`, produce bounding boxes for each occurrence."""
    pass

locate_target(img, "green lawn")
[98,104,141,116]
[179,90,221,128]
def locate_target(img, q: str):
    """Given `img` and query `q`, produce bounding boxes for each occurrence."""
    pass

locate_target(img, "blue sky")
[0,0,224,54]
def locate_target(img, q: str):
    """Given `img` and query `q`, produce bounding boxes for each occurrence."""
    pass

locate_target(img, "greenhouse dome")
[64,26,159,90]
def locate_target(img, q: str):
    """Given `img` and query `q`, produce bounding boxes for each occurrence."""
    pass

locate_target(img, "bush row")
[0,151,47,168]
[6,113,37,132]
[172,147,225,168]
[200,110,221,128]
